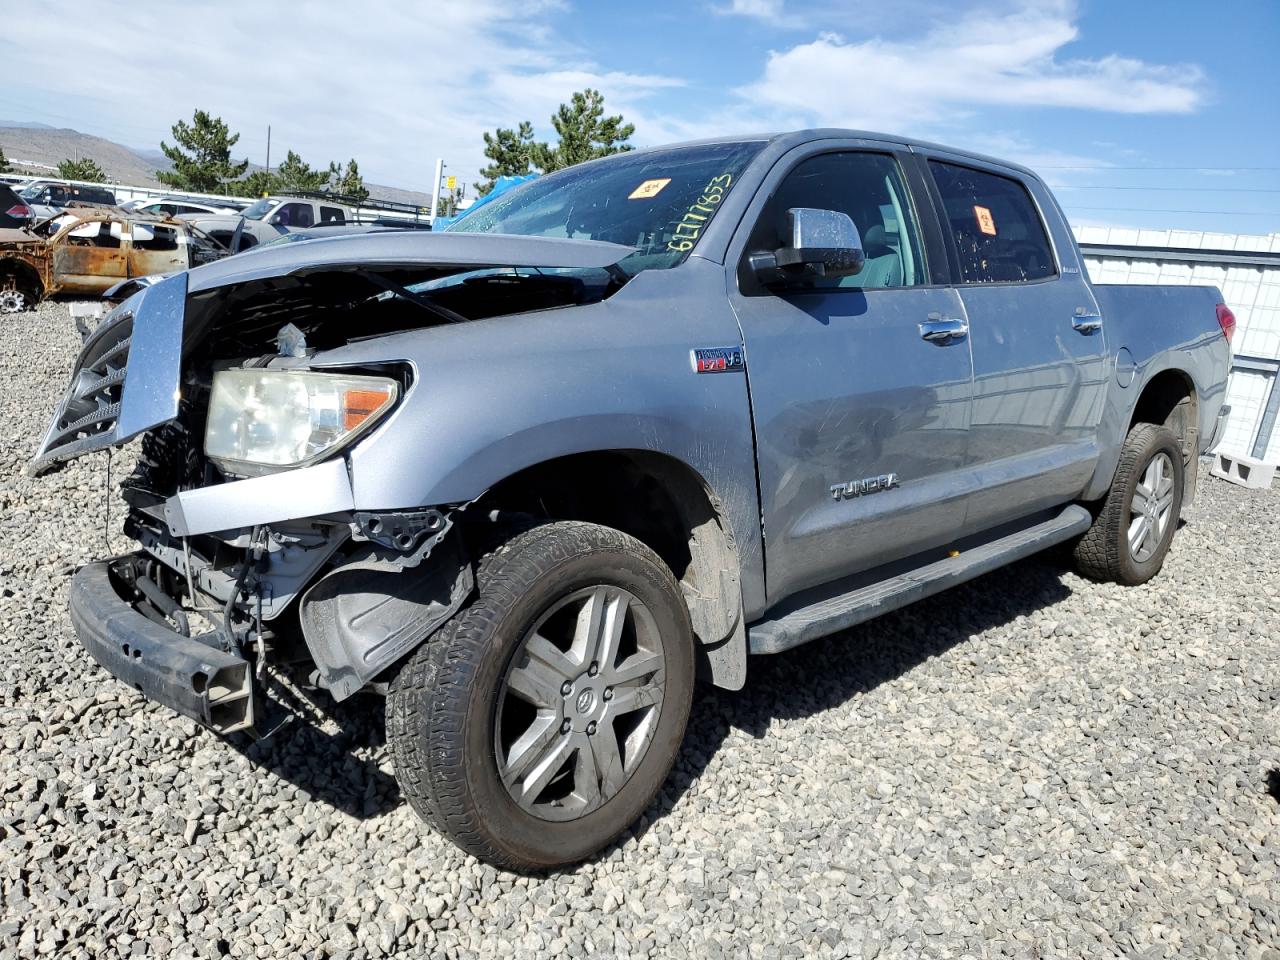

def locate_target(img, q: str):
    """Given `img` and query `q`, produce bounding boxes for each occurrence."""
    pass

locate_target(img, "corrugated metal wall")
[1073,225,1280,461]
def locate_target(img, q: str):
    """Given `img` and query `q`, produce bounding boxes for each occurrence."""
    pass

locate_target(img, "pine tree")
[157,110,249,192]
[230,170,276,199]
[0,145,11,175]
[57,156,106,181]
[272,151,331,193]
[330,159,369,201]
[533,89,634,173]
[476,122,538,195]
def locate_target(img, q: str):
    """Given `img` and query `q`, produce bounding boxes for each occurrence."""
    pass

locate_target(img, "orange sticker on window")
[974,205,996,236]
[629,178,671,200]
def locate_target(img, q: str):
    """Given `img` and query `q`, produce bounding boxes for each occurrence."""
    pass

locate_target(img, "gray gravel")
[2,298,1279,959]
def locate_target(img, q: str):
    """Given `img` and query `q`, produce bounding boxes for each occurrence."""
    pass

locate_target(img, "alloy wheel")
[1128,451,1176,562]
[494,585,667,822]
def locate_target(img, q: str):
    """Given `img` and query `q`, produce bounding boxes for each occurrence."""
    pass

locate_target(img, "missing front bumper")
[70,560,256,734]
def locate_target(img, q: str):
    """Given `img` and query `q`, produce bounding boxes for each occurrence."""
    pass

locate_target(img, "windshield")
[449,141,764,273]
[241,198,275,220]
[19,184,45,201]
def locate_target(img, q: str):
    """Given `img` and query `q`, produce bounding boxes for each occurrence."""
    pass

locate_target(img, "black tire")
[386,521,695,871]
[1074,423,1184,585]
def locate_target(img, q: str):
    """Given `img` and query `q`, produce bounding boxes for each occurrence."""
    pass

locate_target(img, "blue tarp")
[434,173,537,230]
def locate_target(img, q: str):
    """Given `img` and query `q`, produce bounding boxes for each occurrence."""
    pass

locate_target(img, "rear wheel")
[1074,423,1184,585]
[386,521,694,871]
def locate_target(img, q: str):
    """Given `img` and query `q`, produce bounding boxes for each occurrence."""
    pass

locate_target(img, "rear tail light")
[1216,303,1236,343]
[5,204,31,219]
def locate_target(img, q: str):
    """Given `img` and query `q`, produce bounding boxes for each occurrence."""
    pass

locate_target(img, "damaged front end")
[30,233,633,735]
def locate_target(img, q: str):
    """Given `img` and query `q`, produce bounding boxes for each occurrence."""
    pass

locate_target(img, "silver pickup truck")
[31,130,1232,870]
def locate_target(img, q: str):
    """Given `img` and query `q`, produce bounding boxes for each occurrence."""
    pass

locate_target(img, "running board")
[748,504,1092,655]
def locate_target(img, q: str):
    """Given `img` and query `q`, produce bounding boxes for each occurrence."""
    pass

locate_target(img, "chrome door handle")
[1072,310,1103,333]
[919,315,968,344]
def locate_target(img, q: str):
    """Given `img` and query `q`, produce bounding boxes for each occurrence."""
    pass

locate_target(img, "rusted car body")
[0,211,226,312]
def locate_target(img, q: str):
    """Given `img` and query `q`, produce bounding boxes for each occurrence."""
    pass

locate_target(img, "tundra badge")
[831,473,899,501]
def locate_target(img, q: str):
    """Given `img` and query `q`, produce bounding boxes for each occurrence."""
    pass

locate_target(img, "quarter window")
[746,152,927,291]
[929,162,1056,284]
[320,205,346,224]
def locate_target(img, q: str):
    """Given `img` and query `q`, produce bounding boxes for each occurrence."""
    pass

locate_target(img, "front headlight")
[205,369,398,474]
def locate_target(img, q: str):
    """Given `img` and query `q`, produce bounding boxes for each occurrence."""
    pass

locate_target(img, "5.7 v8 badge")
[691,346,745,374]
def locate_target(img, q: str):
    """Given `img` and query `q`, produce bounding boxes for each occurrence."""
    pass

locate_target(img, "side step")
[748,504,1092,655]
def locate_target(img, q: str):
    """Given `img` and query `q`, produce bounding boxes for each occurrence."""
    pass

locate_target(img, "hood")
[185,231,632,294]
[29,233,634,476]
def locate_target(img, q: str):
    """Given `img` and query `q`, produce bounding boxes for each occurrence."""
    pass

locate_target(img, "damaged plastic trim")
[299,525,473,701]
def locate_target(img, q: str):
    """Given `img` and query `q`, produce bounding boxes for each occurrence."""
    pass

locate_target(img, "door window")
[320,205,346,224]
[929,162,1056,283]
[746,152,928,291]
[132,225,179,251]
[274,203,315,227]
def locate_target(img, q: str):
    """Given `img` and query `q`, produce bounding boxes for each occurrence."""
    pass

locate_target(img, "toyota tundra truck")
[31,130,1233,870]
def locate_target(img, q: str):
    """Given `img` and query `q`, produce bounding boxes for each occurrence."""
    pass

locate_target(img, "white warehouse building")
[1073,225,1280,464]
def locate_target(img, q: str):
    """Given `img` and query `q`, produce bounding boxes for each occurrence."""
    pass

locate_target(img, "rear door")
[127,221,189,276]
[921,155,1108,534]
[727,142,975,605]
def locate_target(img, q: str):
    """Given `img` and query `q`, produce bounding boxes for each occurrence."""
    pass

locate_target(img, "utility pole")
[429,157,444,226]
[265,125,272,175]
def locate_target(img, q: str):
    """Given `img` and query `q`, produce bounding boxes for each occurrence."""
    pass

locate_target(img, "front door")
[728,146,975,606]
[923,157,1108,534]
[50,220,127,293]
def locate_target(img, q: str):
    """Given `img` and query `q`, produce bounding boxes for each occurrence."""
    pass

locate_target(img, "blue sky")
[1,0,1276,235]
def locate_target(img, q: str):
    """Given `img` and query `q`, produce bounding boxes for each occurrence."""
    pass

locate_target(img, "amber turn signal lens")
[342,387,395,431]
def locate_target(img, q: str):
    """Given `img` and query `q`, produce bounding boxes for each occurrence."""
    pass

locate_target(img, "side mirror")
[269,213,284,225]
[131,223,155,243]
[750,207,865,286]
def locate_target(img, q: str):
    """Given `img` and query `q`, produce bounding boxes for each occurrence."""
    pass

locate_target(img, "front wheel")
[386,521,695,871]
[1074,423,1185,585]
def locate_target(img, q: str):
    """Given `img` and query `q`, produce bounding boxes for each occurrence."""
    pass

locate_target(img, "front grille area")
[29,312,133,475]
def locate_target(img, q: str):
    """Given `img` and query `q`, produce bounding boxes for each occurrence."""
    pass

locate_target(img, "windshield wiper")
[356,270,469,324]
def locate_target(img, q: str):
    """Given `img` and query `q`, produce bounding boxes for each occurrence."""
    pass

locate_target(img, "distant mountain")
[0,120,434,207]
[129,146,171,166]
[0,123,168,184]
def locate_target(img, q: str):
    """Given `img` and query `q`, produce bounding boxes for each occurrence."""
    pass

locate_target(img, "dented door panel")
[50,221,127,292]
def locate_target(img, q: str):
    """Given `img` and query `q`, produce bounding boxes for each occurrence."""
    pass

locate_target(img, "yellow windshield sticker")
[974,205,997,236]
[629,178,672,200]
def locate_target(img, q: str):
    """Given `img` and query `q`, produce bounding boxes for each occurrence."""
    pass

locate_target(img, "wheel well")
[473,451,744,650]
[1131,369,1197,461]
[0,258,44,299]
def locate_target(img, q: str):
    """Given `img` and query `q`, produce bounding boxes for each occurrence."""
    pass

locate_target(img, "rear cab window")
[928,161,1056,284]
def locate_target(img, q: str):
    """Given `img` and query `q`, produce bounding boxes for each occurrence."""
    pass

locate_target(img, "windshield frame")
[240,197,276,221]
[447,140,766,275]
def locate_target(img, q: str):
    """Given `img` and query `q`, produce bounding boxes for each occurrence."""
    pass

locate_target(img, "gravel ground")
[2,298,1279,959]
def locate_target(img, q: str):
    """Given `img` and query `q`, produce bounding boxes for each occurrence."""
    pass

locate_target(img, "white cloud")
[736,0,1204,133]
[0,0,682,194]
[713,0,785,19]
[0,0,1209,195]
